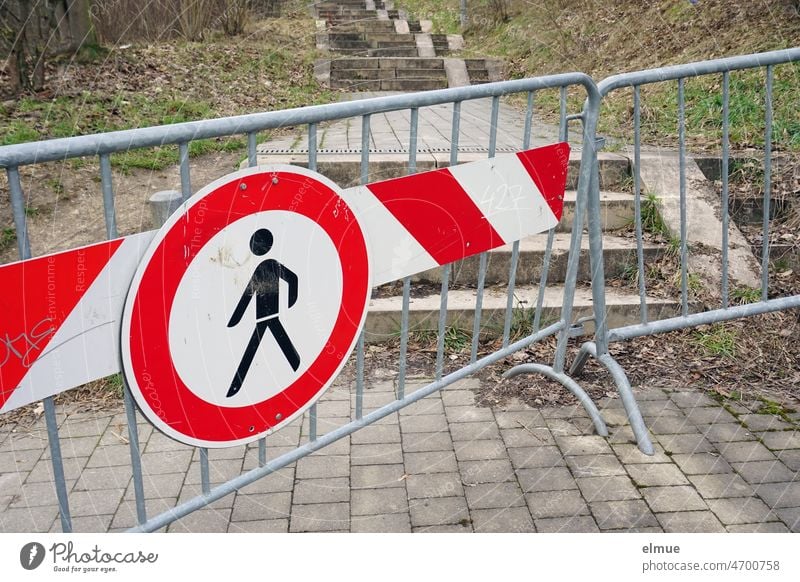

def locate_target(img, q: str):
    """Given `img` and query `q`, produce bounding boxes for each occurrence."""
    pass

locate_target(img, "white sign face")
[168,210,344,407]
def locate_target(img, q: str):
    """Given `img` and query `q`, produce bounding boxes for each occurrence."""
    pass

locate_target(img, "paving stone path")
[1,378,798,533]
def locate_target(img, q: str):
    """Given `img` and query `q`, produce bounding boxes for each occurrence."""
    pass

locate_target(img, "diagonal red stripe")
[366,168,504,266]
[0,239,123,409]
[516,142,571,221]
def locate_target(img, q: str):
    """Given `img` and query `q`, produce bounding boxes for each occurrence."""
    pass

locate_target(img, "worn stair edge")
[364,284,694,341]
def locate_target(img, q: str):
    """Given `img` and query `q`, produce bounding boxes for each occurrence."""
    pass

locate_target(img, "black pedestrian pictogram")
[227,228,300,398]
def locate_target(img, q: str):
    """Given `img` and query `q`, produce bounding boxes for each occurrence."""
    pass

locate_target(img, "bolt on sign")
[0,143,570,447]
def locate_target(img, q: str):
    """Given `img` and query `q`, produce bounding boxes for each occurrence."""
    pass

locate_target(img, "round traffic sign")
[120,166,371,448]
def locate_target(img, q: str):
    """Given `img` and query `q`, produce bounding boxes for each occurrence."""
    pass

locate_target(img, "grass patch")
[693,324,738,358]
[756,397,796,421]
[0,228,17,253]
[730,286,761,305]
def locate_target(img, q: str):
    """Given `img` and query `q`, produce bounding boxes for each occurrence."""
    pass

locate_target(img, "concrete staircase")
[313,0,501,91]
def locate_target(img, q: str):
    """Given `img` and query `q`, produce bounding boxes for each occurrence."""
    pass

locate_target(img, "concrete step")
[330,67,446,81]
[394,67,448,79]
[367,48,420,57]
[558,190,634,233]
[327,21,396,33]
[412,233,658,286]
[364,284,687,341]
[329,57,444,70]
[330,40,370,49]
[330,77,448,91]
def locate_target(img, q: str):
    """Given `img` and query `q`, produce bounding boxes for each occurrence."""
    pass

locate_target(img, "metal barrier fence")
[564,48,800,456]
[0,73,604,532]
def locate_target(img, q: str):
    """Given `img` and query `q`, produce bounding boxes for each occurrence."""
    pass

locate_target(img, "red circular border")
[126,171,369,444]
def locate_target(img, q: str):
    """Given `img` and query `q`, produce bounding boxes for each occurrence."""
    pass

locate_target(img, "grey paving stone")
[167,509,231,533]
[4,432,49,451]
[535,515,599,533]
[507,446,565,469]
[611,443,671,464]
[111,498,176,530]
[413,523,472,533]
[449,421,500,442]
[140,450,194,475]
[471,507,535,533]
[727,522,790,533]
[0,450,42,473]
[404,450,458,474]
[178,484,234,510]
[293,477,350,504]
[774,507,800,532]
[124,472,184,500]
[231,492,292,522]
[776,449,800,471]
[642,486,707,513]
[577,476,641,502]
[591,500,659,530]
[754,482,800,509]
[637,400,684,416]
[566,454,626,477]
[445,406,495,423]
[671,453,734,475]
[296,455,349,479]
[656,511,726,533]
[464,482,525,510]
[238,467,296,495]
[440,390,476,407]
[454,440,508,462]
[555,435,612,456]
[184,459,243,485]
[541,405,581,419]
[0,506,58,532]
[409,496,470,527]
[144,432,188,453]
[228,519,289,533]
[8,480,64,508]
[87,445,134,468]
[352,443,403,465]
[459,459,514,484]
[607,425,638,444]
[546,418,592,437]
[401,431,453,453]
[314,399,351,417]
[351,464,406,489]
[715,440,777,463]
[493,409,545,429]
[707,497,779,525]
[500,427,554,447]
[406,472,463,499]
[399,413,449,433]
[191,446,247,461]
[645,416,699,435]
[739,414,794,432]
[68,488,124,517]
[352,487,408,515]
[687,473,755,499]
[669,391,717,408]
[398,398,445,416]
[290,502,350,532]
[516,467,577,493]
[351,423,400,445]
[351,513,411,533]
[700,423,755,443]
[626,463,689,487]
[759,431,800,451]
[26,457,88,483]
[525,490,589,519]
[732,460,796,484]
[74,465,132,491]
[683,407,738,424]
[53,514,114,533]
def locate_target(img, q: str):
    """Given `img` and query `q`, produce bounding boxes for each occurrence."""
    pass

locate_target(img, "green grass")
[756,397,796,421]
[640,192,670,237]
[693,324,738,358]
[443,327,471,352]
[0,228,17,253]
[730,286,761,305]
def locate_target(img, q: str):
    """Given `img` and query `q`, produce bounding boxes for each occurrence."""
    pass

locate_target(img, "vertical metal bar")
[559,86,568,141]
[7,167,31,258]
[308,123,318,172]
[397,276,411,400]
[247,132,258,168]
[721,72,731,309]
[99,154,117,238]
[460,0,467,28]
[8,169,73,531]
[355,332,365,419]
[309,404,318,442]
[258,438,266,467]
[532,229,555,333]
[360,115,371,184]
[470,252,488,363]
[761,65,774,301]
[502,240,521,347]
[99,157,146,523]
[523,92,535,150]
[678,78,689,317]
[179,142,192,202]
[408,107,419,174]
[435,264,450,381]
[199,447,210,495]
[633,86,648,323]
[44,398,72,532]
[451,102,462,166]
[488,95,500,157]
